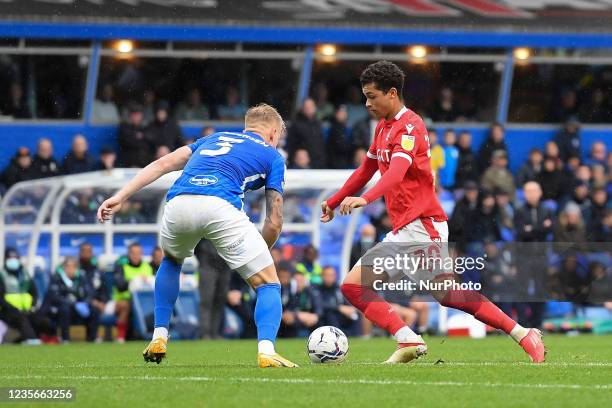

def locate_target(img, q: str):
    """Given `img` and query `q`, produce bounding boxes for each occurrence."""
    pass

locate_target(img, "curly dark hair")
[360,60,405,94]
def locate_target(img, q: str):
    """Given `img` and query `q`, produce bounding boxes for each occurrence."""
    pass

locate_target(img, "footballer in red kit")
[321,60,546,365]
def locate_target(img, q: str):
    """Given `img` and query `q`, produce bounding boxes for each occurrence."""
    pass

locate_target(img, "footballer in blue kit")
[97,104,298,368]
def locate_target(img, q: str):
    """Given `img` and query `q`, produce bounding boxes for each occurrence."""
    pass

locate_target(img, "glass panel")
[311,60,502,124]
[509,64,612,123]
[0,55,87,119]
[112,189,165,224]
[3,184,51,225]
[95,57,298,124]
[59,187,114,224]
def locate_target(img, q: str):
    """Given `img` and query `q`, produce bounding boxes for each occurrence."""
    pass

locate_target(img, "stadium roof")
[2,0,612,47]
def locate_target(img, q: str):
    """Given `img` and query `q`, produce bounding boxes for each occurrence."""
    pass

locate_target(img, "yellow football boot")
[143,338,167,364]
[257,353,299,368]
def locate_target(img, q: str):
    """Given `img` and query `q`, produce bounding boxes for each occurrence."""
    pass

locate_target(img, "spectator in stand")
[279,269,322,338]
[514,181,554,328]
[516,148,543,187]
[351,115,375,154]
[344,85,368,128]
[176,88,209,121]
[550,90,578,123]
[455,130,478,188]
[31,138,60,179]
[317,266,359,335]
[42,257,99,342]
[469,190,501,243]
[195,240,232,339]
[149,246,163,274]
[118,103,150,168]
[449,181,479,251]
[326,105,352,169]
[92,83,120,123]
[579,88,610,123]
[477,122,508,172]
[113,243,154,342]
[290,149,311,170]
[295,244,323,285]
[428,130,444,187]
[553,202,587,249]
[537,157,564,201]
[439,129,459,190]
[591,164,607,189]
[217,86,247,121]
[313,83,334,123]
[78,243,108,328]
[1,147,37,188]
[4,83,31,119]
[145,100,183,152]
[560,180,592,225]
[142,88,156,125]
[554,117,581,161]
[62,135,96,174]
[96,146,116,171]
[350,223,377,267]
[432,87,457,122]
[287,98,326,168]
[480,150,515,200]
[494,188,514,232]
[585,141,607,168]
[589,187,609,242]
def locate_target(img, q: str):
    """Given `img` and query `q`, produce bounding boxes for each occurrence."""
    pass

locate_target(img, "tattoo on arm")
[265,189,284,229]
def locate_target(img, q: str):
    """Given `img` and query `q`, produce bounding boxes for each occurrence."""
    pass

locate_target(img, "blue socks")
[254,283,282,349]
[154,257,182,329]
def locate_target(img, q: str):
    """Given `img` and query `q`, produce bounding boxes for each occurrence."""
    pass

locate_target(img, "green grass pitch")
[1,335,611,407]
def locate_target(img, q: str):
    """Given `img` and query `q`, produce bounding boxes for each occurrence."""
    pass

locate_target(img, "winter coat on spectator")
[516,161,542,187]
[589,201,608,242]
[514,203,554,243]
[480,167,516,201]
[350,117,373,152]
[536,168,564,201]
[325,117,352,169]
[449,195,479,248]
[62,151,96,175]
[145,117,184,151]
[287,113,326,169]
[455,145,478,187]
[469,203,502,243]
[32,155,61,179]
[477,136,508,172]
[1,158,37,188]
[118,122,151,168]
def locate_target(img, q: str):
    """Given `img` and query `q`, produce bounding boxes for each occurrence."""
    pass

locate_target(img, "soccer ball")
[307,326,349,364]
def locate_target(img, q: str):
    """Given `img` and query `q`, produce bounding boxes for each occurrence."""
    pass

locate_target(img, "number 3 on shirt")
[200,136,244,156]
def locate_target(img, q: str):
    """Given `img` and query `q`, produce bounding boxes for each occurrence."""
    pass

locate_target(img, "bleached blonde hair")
[244,103,285,135]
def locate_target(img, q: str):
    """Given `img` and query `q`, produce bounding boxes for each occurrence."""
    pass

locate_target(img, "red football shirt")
[367,106,447,232]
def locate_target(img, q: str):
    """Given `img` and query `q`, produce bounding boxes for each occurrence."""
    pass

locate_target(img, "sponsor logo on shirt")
[401,135,415,151]
[189,175,219,186]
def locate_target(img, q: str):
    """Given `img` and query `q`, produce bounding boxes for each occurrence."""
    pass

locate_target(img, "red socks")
[341,283,406,335]
[117,322,127,340]
[440,290,516,334]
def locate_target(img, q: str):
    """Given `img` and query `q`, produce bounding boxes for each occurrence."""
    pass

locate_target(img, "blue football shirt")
[166,131,285,210]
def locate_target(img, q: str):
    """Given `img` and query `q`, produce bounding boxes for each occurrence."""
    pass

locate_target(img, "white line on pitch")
[3,375,611,391]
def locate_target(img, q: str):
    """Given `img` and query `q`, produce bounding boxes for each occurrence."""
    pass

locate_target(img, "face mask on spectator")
[5,258,20,272]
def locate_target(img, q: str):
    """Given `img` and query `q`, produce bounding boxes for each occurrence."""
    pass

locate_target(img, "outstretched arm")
[338,156,411,215]
[262,189,284,249]
[321,156,378,222]
[97,146,192,222]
